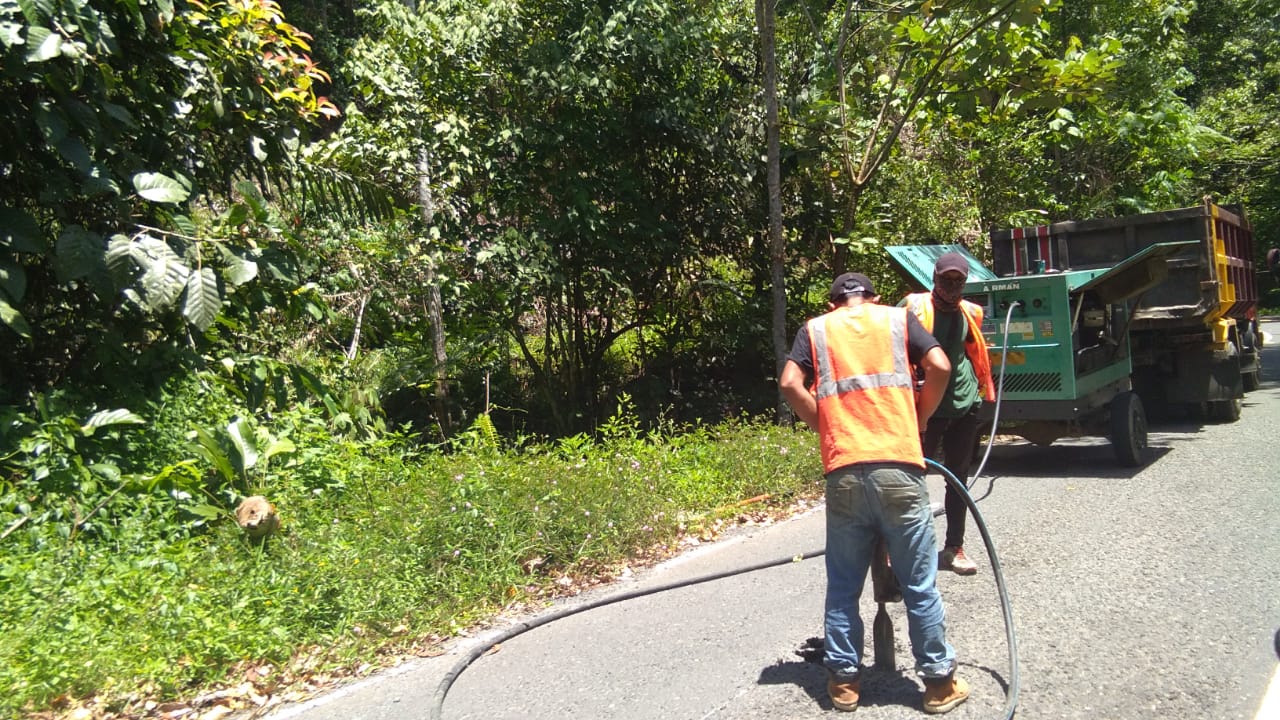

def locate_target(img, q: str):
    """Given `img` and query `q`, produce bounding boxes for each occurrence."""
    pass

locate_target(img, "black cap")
[934,251,970,278]
[829,272,876,302]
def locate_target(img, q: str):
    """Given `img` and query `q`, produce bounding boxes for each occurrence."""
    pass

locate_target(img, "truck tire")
[1110,391,1149,467]
[1243,372,1260,392]
[1207,397,1242,423]
[1234,330,1260,391]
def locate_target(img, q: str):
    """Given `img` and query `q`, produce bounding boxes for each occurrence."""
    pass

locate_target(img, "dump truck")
[987,197,1261,422]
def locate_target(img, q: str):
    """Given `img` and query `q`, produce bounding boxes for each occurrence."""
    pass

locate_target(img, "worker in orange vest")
[901,251,995,576]
[780,271,969,715]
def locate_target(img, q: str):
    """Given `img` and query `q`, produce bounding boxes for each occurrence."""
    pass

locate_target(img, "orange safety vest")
[903,293,995,402]
[806,304,924,473]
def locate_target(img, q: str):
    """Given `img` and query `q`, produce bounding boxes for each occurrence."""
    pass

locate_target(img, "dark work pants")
[922,406,981,549]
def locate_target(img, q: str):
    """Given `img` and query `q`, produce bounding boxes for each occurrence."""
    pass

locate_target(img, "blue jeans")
[824,462,956,681]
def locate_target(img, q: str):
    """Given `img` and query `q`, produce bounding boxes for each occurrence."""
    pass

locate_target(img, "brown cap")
[934,251,970,278]
[829,272,876,301]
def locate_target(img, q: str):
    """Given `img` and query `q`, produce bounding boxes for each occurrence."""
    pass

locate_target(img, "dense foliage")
[1,390,819,717]
[0,0,340,398]
[1,0,1277,715]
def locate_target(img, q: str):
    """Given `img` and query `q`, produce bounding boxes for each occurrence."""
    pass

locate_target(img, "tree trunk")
[758,0,791,424]
[418,149,450,435]
[403,0,450,436]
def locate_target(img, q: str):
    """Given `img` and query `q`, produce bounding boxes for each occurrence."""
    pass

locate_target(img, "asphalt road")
[263,321,1280,720]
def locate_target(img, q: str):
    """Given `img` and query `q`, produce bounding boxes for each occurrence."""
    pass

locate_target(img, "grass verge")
[0,414,820,719]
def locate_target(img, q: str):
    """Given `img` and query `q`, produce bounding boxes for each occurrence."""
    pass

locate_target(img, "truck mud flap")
[1163,346,1243,404]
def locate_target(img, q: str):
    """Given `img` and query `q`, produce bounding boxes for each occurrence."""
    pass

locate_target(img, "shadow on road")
[952,442,1174,482]
[957,361,1280,483]
[757,637,1017,714]
[757,636,927,713]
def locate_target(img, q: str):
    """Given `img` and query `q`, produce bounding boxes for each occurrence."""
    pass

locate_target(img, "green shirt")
[930,310,981,418]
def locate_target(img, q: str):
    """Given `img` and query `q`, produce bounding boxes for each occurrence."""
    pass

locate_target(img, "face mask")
[932,272,966,310]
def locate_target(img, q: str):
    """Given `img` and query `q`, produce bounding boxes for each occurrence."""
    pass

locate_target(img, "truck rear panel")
[988,199,1258,329]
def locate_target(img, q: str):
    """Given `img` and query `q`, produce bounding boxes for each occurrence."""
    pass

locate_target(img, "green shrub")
[0,399,820,716]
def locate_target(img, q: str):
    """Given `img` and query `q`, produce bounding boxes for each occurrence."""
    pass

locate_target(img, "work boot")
[923,674,970,714]
[828,677,860,712]
[939,545,977,575]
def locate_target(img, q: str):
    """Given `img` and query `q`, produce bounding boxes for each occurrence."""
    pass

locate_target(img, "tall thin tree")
[758,0,791,422]
[404,0,451,435]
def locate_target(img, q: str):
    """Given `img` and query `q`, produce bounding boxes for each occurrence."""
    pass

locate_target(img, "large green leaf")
[0,294,31,339]
[25,25,61,61]
[234,180,270,222]
[54,226,103,282]
[0,261,26,301]
[262,437,296,463]
[81,167,120,197]
[132,172,191,204]
[172,214,199,237]
[111,233,192,310]
[104,234,136,275]
[109,233,192,310]
[140,254,188,311]
[55,135,92,174]
[222,254,259,286]
[13,0,53,24]
[182,267,220,330]
[0,207,46,253]
[217,243,259,286]
[33,100,66,144]
[80,408,145,436]
[191,427,236,485]
[226,417,259,473]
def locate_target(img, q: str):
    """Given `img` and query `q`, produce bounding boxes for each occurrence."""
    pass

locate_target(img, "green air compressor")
[886,240,1194,466]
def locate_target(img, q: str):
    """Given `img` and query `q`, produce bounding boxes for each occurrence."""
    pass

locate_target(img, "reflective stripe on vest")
[810,312,912,399]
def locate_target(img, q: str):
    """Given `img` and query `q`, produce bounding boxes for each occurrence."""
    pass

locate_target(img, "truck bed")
[988,200,1258,326]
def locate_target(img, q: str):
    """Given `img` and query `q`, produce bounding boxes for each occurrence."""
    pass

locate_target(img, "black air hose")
[427,459,1020,720]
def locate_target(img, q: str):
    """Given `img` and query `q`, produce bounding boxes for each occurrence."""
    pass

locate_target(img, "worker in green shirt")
[900,252,994,575]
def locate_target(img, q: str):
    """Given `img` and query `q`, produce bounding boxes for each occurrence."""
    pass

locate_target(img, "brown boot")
[939,545,978,575]
[923,674,970,714]
[828,677,860,712]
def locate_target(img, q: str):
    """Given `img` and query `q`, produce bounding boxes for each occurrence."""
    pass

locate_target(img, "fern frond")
[281,163,400,222]
[471,413,499,449]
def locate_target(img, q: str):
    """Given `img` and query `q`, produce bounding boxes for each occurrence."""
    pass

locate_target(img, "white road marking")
[1256,663,1280,720]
